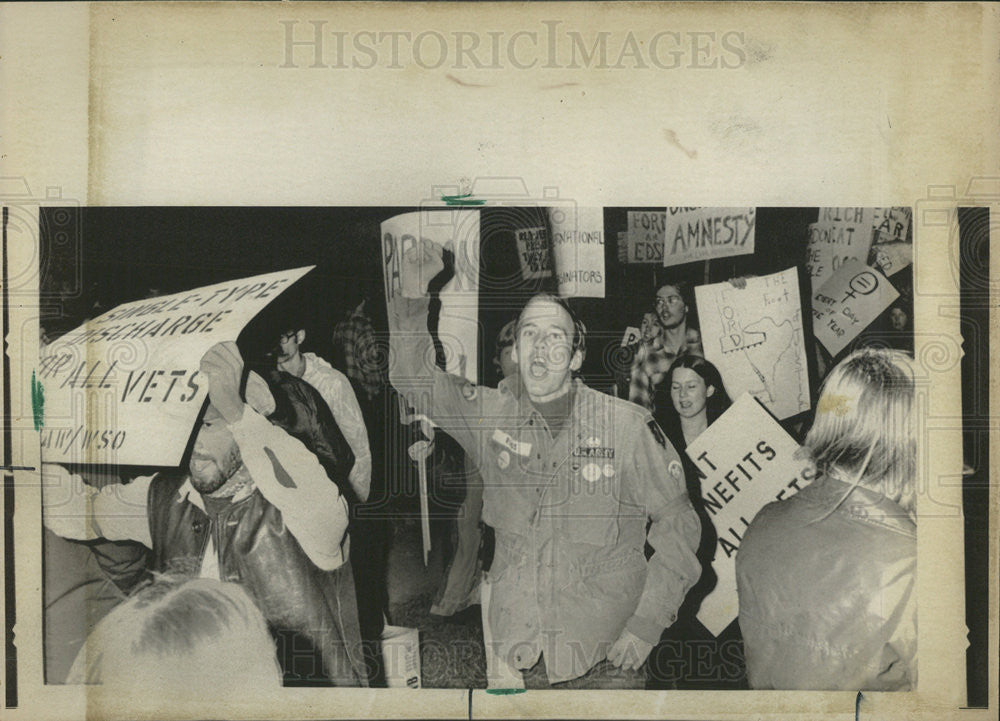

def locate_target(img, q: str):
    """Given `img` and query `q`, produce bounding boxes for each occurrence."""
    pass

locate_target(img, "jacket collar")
[509,378,608,445]
[800,474,915,538]
[177,476,256,513]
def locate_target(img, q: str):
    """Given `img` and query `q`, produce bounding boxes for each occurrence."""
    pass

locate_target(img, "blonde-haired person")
[735,348,916,690]
[67,575,281,695]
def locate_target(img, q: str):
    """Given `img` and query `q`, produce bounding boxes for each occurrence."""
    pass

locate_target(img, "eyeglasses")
[654,295,683,309]
[279,331,298,343]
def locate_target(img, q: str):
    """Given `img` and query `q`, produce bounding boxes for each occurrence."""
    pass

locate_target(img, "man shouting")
[387,238,701,689]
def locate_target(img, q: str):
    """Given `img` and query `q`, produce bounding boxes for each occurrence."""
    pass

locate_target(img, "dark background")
[39,205,910,400]
[33,205,954,695]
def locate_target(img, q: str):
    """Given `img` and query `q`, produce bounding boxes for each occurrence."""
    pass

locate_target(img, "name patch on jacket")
[572,446,615,459]
[492,429,532,457]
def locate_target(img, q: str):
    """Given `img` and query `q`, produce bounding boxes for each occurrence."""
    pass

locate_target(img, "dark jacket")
[147,471,365,686]
[145,373,365,686]
[262,369,357,506]
[735,475,916,690]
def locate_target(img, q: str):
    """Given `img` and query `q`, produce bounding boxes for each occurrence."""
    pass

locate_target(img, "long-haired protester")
[736,348,916,690]
[67,575,282,696]
[647,354,746,689]
[661,354,732,446]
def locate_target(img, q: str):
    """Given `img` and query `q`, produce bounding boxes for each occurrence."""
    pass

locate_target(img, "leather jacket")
[735,475,916,690]
[261,369,357,505]
[147,470,366,686]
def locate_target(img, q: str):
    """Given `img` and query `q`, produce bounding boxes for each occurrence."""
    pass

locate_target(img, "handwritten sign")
[812,258,899,357]
[695,268,810,421]
[38,267,314,466]
[870,241,913,277]
[806,207,876,289]
[686,393,815,636]
[381,209,481,383]
[549,206,605,298]
[872,206,912,244]
[620,326,641,347]
[661,207,755,268]
[514,226,552,280]
[625,210,666,264]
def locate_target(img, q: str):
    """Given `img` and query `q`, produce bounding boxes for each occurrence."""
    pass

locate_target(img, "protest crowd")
[39,206,916,692]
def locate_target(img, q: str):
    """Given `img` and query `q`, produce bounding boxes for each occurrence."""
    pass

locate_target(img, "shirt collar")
[514,378,595,428]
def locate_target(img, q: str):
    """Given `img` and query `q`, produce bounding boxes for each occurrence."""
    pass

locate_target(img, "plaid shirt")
[332,305,385,401]
[628,327,704,417]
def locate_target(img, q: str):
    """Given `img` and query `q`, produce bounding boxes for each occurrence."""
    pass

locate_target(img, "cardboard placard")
[695,268,811,421]
[812,258,899,357]
[872,206,912,244]
[871,241,913,277]
[625,210,666,264]
[549,206,605,298]
[381,209,481,383]
[37,267,314,466]
[805,207,876,289]
[661,207,756,268]
[515,226,552,279]
[685,393,815,636]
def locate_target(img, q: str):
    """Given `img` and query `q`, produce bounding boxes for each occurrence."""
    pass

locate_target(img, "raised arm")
[386,239,484,459]
[306,357,373,502]
[201,341,350,571]
[229,407,350,571]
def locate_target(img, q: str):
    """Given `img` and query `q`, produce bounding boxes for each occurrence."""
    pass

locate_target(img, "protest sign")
[514,226,552,280]
[37,267,314,466]
[872,206,912,244]
[871,241,913,277]
[620,326,641,347]
[812,258,899,357]
[381,209,481,383]
[625,210,666,264]
[686,393,815,636]
[616,230,629,264]
[805,207,876,289]
[548,206,605,298]
[661,207,756,268]
[695,268,810,420]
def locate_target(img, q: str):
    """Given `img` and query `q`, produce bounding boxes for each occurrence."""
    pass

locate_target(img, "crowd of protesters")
[41,223,916,693]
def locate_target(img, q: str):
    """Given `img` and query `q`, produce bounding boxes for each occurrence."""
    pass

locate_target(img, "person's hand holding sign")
[200,342,247,424]
[401,236,446,299]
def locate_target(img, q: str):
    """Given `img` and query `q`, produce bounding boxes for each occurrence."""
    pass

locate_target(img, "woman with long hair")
[736,348,916,690]
[648,354,743,690]
[660,354,732,447]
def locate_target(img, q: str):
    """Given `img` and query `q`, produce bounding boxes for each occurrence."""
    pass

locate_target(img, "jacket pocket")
[556,471,623,547]
[486,531,526,585]
[563,547,646,607]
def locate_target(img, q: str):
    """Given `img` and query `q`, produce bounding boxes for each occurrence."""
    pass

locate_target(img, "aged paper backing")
[1,2,997,719]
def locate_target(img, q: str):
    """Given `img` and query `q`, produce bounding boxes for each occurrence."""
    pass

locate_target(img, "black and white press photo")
[3,3,995,720]
[36,205,917,693]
